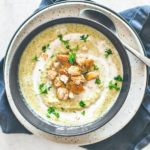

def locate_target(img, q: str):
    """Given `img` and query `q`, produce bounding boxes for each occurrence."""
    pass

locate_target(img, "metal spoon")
[80,9,150,67]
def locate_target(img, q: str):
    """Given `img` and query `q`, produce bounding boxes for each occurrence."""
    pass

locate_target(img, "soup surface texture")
[19,23,123,126]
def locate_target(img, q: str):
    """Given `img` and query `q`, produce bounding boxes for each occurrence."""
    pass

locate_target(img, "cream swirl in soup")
[19,24,123,126]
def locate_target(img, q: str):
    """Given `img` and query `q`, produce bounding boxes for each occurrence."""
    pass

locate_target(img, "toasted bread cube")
[71,75,86,85]
[85,59,94,69]
[68,66,81,76]
[47,70,57,80]
[70,83,84,94]
[57,87,69,100]
[57,54,69,63]
[86,71,99,81]
[53,76,63,87]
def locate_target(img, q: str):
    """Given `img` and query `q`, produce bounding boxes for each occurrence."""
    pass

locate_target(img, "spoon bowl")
[80,9,116,32]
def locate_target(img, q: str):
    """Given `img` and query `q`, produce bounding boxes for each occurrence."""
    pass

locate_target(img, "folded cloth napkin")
[0,0,150,149]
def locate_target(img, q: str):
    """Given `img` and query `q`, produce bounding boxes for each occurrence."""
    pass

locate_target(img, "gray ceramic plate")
[4,1,147,145]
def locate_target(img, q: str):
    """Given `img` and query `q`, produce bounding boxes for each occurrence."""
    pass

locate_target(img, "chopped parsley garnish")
[32,55,38,61]
[39,83,51,94]
[79,100,86,107]
[105,48,113,58]
[108,81,120,91]
[42,44,50,52]
[47,107,60,119]
[53,112,60,118]
[61,107,65,111]
[93,64,99,70]
[80,34,89,42]
[50,54,55,58]
[114,75,123,82]
[57,34,63,40]
[65,44,70,49]
[95,78,101,84]
[81,110,85,116]
[58,34,79,52]
[68,52,76,64]
[58,34,70,49]
[47,107,55,114]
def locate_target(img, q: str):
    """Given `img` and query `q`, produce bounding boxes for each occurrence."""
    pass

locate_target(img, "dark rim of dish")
[7,17,131,136]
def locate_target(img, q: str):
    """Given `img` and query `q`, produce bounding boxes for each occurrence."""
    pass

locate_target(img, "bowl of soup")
[5,17,131,136]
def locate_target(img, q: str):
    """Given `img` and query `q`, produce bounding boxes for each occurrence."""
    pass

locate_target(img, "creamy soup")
[19,24,123,126]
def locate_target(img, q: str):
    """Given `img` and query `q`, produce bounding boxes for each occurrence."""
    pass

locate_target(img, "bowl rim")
[5,16,131,136]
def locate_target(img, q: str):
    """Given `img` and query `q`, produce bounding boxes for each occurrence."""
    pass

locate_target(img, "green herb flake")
[46,114,51,118]
[32,55,38,61]
[57,34,65,42]
[114,75,123,82]
[50,54,55,58]
[47,107,60,119]
[108,81,120,91]
[47,107,56,114]
[58,34,79,52]
[80,34,89,42]
[61,107,65,111]
[57,34,63,40]
[105,48,113,58]
[65,44,70,49]
[68,52,76,64]
[42,44,50,52]
[93,64,99,70]
[95,78,101,85]
[58,34,70,49]
[79,100,86,107]
[39,83,51,94]
[53,112,60,118]
[81,111,85,116]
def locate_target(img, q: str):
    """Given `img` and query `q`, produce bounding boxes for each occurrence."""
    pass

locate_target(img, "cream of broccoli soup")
[19,23,123,126]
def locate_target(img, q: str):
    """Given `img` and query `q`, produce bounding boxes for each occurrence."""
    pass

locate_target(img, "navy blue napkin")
[0,0,150,149]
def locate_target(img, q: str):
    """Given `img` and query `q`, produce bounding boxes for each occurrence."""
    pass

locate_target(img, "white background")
[0,0,150,149]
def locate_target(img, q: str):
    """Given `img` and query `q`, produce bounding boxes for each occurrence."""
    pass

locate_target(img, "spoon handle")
[122,41,150,67]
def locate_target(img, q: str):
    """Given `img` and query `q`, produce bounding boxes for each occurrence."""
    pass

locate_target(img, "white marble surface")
[0,0,150,149]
